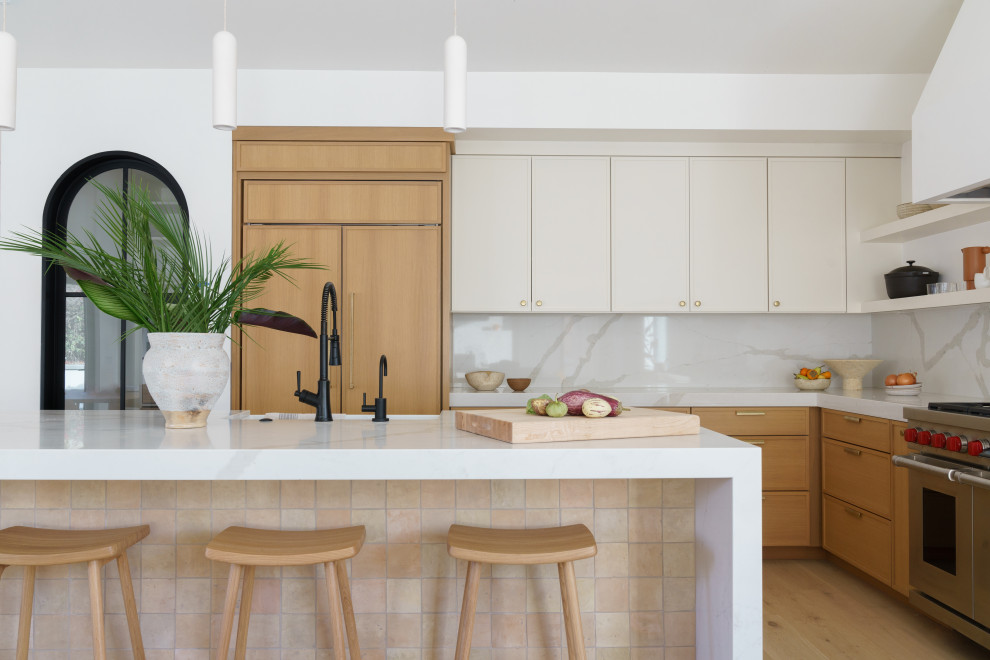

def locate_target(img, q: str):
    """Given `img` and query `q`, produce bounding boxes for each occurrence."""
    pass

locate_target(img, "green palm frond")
[0,179,323,336]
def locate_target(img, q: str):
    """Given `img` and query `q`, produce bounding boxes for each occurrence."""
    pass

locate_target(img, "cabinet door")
[611,158,690,312]
[244,181,442,224]
[689,158,768,312]
[531,157,611,312]
[342,226,441,414]
[240,225,342,415]
[451,156,531,312]
[768,158,846,312]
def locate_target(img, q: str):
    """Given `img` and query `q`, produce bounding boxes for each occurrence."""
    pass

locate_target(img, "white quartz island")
[0,410,762,659]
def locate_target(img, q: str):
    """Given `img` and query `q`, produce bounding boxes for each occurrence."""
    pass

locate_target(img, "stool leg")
[117,551,146,660]
[324,561,348,660]
[234,566,256,660]
[88,560,107,660]
[454,561,481,660]
[16,565,36,660]
[216,564,245,660]
[334,560,362,660]
[558,561,586,660]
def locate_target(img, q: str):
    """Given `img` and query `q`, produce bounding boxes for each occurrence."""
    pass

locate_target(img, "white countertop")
[450,387,983,421]
[0,410,758,481]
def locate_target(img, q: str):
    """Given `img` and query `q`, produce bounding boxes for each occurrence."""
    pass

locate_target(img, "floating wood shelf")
[859,287,990,313]
[860,203,990,243]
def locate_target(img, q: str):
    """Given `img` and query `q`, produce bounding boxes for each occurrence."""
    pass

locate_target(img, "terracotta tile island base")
[0,411,762,658]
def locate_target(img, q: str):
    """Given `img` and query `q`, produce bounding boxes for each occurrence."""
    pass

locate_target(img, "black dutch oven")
[884,260,939,299]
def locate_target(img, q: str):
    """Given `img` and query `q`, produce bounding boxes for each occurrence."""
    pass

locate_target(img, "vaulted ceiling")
[5,0,962,73]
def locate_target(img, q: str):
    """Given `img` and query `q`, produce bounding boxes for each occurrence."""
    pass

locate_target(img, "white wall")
[0,68,926,410]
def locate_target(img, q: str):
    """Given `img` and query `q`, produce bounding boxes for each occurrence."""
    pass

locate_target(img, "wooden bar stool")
[206,525,366,660]
[447,523,598,660]
[0,525,149,660]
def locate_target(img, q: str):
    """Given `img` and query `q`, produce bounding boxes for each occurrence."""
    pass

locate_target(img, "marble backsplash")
[872,304,990,398]
[453,314,874,391]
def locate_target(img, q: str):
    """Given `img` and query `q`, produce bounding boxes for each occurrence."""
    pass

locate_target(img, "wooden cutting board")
[455,407,701,444]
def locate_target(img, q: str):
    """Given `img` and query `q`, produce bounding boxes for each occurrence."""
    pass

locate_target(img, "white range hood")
[912,0,990,204]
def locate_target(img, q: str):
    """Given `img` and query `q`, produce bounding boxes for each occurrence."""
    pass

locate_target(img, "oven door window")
[922,487,957,574]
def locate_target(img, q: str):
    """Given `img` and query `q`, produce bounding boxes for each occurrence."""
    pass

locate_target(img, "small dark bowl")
[506,378,531,392]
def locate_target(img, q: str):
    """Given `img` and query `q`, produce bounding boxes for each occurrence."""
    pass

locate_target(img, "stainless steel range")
[895,402,990,649]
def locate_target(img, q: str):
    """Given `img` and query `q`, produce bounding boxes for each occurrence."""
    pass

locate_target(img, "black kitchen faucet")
[361,354,389,422]
[294,282,341,422]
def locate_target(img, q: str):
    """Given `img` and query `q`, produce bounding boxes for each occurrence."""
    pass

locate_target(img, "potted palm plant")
[0,180,321,428]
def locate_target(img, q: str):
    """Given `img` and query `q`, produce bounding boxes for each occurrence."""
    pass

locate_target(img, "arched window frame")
[40,151,189,410]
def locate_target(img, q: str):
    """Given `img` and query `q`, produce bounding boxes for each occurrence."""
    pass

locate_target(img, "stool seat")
[0,525,150,566]
[205,525,365,566]
[447,523,597,565]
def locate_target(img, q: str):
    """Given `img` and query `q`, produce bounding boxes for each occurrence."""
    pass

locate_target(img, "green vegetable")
[526,394,552,415]
[546,398,567,418]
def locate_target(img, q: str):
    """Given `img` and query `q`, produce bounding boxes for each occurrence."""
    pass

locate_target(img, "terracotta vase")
[961,246,990,290]
[143,333,229,429]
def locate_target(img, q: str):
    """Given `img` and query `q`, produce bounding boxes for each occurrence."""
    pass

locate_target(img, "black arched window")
[41,152,188,410]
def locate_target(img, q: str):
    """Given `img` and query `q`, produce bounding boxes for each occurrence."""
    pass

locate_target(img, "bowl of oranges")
[794,365,832,390]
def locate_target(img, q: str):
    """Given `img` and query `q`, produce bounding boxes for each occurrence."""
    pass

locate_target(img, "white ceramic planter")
[143,333,229,428]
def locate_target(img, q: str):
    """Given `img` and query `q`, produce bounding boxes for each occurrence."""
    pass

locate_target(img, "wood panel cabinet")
[821,409,901,587]
[531,157,611,312]
[689,158,768,312]
[692,407,816,547]
[231,128,451,415]
[610,158,690,312]
[241,226,342,415]
[341,227,441,414]
[768,158,846,312]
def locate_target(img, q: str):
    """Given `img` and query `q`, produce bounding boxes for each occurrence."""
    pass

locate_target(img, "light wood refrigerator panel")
[240,226,342,415]
[768,158,846,312]
[531,157,611,312]
[689,158,768,312]
[610,158,690,312]
[342,227,441,414]
[243,181,442,224]
[451,156,531,312]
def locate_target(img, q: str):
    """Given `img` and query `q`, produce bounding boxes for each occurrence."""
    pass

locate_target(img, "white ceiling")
[3,0,962,73]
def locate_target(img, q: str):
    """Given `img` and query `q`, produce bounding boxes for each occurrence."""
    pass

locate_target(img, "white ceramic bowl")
[823,359,883,391]
[795,378,831,391]
[886,383,922,396]
[465,371,505,391]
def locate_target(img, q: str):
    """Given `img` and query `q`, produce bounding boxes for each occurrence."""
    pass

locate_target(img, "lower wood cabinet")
[821,409,906,590]
[693,407,816,547]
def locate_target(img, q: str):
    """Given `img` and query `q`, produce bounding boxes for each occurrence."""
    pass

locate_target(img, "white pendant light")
[212,0,236,131]
[0,0,16,131]
[443,0,466,133]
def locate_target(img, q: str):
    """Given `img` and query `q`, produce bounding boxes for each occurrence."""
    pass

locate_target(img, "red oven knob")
[918,430,933,445]
[904,427,920,443]
[968,439,990,457]
[932,433,947,449]
[946,435,968,452]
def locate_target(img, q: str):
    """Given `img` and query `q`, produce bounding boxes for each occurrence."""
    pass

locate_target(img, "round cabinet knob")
[520,300,527,307]
[773,300,781,307]
[694,301,701,307]
[536,300,543,307]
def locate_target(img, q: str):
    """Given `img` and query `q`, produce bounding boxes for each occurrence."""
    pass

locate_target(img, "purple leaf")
[236,308,317,338]
[64,266,109,286]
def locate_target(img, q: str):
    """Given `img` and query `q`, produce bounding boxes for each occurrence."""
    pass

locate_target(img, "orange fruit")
[800,368,809,376]
[807,372,818,380]
[822,371,831,379]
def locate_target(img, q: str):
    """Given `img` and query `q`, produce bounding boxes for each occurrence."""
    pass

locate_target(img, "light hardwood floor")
[764,560,990,659]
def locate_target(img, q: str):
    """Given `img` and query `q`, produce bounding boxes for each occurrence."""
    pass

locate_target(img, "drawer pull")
[736,411,766,416]
[844,507,863,519]
[744,440,765,446]
[843,447,862,456]
[762,495,766,501]
[843,415,861,423]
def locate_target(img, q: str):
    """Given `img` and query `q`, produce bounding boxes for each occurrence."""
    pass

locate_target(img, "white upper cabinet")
[451,156,531,312]
[768,158,846,313]
[531,157,611,312]
[689,158,768,312]
[611,158,690,312]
